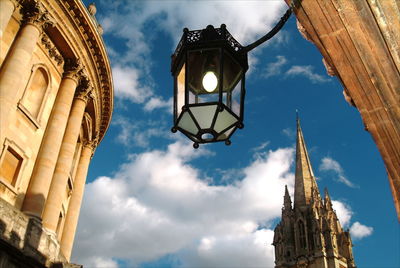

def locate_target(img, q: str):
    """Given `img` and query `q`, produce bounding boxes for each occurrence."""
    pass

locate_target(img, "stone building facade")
[0,0,113,266]
[273,120,356,268]
[284,0,400,220]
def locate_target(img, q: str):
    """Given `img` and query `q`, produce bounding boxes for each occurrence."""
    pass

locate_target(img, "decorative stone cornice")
[63,58,83,82]
[60,0,113,145]
[20,0,54,30]
[87,2,103,35]
[41,34,63,66]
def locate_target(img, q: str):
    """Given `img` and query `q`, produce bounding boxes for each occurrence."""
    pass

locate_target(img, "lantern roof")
[171,25,248,74]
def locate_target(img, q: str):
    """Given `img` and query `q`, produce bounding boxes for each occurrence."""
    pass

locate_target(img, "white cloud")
[144,97,173,113]
[72,141,373,267]
[251,141,270,153]
[79,257,119,268]
[112,64,152,103]
[350,222,374,240]
[332,200,353,227]
[179,229,275,267]
[285,65,331,84]
[319,157,358,188]
[320,157,343,173]
[112,116,172,148]
[72,142,295,267]
[98,0,288,109]
[281,127,295,139]
[263,55,288,78]
[138,1,288,46]
[331,201,373,240]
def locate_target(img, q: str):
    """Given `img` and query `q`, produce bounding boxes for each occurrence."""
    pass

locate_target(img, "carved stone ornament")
[83,137,99,157]
[75,82,93,103]
[343,88,356,107]
[296,19,312,43]
[20,0,54,30]
[322,57,337,77]
[296,256,309,268]
[88,3,97,16]
[75,69,93,102]
[41,34,63,66]
[63,58,83,81]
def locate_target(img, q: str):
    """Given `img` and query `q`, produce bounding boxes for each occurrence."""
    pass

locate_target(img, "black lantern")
[171,24,248,148]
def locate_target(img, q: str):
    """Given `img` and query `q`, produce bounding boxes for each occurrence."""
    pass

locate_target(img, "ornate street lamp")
[171,9,292,148]
[171,24,247,148]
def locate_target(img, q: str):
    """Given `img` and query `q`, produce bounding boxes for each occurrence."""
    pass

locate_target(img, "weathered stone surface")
[285,0,400,220]
[0,197,66,267]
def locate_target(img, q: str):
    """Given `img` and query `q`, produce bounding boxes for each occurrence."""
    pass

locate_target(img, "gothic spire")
[324,187,333,210]
[294,116,319,207]
[284,185,292,210]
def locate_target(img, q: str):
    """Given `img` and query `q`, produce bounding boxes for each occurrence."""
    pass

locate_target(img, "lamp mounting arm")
[242,8,292,53]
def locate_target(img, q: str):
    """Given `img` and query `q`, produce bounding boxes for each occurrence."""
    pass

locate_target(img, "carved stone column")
[60,139,96,261]
[0,0,52,146]
[42,79,92,232]
[0,0,17,38]
[22,59,82,219]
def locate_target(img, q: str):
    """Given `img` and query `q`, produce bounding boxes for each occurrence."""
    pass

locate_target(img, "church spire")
[294,116,319,207]
[284,185,292,210]
[324,187,333,210]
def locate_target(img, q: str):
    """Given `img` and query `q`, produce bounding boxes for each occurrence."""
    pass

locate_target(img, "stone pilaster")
[0,0,53,147]
[42,79,92,232]
[22,59,82,219]
[0,0,17,38]
[60,139,96,261]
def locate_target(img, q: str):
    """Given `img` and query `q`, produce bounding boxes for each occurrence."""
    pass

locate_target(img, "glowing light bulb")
[202,71,218,92]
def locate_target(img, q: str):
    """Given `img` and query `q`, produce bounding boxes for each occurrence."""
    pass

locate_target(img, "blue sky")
[74,1,399,267]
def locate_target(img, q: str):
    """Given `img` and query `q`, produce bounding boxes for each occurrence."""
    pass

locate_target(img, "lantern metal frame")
[170,8,292,148]
[171,24,248,148]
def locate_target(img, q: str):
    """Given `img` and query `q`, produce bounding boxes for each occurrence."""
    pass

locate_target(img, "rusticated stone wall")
[0,197,67,267]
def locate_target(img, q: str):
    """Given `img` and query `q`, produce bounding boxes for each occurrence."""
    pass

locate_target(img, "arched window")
[298,220,307,249]
[19,65,50,124]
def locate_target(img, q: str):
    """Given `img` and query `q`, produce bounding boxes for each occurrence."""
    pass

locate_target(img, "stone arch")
[19,64,51,124]
[297,219,307,250]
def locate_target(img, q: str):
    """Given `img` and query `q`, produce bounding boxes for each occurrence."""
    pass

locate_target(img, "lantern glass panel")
[177,112,198,135]
[214,108,238,133]
[230,77,242,116]
[189,91,219,104]
[189,105,218,129]
[217,125,236,141]
[176,63,185,116]
[187,49,220,95]
[222,51,242,92]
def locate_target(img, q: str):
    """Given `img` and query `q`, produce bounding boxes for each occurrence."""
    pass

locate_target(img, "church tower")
[273,118,356,268]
